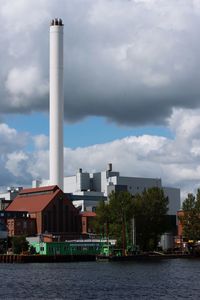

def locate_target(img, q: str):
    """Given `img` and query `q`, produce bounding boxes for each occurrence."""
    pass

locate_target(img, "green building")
[29,240,113,256]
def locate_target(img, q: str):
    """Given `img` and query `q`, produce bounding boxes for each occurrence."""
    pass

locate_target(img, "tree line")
[93,187,170,252]
[179,189,200,243]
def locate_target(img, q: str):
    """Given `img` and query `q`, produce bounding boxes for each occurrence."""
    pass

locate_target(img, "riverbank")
[0,252,198,263]
[100,252,193,262]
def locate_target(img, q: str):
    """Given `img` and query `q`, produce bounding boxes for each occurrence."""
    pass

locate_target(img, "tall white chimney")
[49,18,64,190]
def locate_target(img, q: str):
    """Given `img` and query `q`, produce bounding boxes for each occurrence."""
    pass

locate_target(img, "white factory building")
[0,187,23,210]
[33,163,180,215]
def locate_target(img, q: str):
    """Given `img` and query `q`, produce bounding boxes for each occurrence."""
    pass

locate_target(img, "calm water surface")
[0,258,199,299]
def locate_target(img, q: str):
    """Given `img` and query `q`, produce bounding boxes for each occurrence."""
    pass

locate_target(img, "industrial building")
[0,211,30,239]
[5,185,80,239]
[34,164,180,216]
[0,187,23,210]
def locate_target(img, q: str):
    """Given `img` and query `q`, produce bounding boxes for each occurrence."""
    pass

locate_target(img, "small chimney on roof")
[107,163,112,172]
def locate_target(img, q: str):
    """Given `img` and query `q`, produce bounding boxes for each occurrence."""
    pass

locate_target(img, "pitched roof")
[6,186,61,213]
[19,185,58,195]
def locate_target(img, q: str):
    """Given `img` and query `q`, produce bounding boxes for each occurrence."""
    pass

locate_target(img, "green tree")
[94,191,134,254]
[11,236,29,254]
[94,200,111,238]
[180,190,200,242]
[94,188,168,253]
[108,191,134,254]
[133,187,169,251]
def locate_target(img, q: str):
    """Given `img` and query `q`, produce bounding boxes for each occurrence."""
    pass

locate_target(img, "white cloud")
[26,150,49,179]
[5,151,28,177]
[6,66,48,108]
[32,134,48,150]
[0,0,199,124]
[1,0,50,34]
[0,123,28,152]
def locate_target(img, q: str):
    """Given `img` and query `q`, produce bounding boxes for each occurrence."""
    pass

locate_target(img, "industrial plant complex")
[0,18,183,258]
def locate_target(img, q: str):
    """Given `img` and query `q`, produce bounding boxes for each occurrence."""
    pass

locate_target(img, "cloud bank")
[0,0,200,125]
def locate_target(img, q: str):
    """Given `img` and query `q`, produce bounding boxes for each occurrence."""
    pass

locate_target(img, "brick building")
[6,186,80,239]
[7,218,36,237]
[81,211,96,234]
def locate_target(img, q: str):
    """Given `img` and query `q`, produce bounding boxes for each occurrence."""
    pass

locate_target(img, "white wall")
[64,175,77,193]
[64,171,90,193]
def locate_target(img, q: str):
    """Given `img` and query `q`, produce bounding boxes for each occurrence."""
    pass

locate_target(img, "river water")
[0,258,199,299]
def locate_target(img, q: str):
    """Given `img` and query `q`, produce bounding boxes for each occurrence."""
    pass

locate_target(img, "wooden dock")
[0,254,96,263]
[0,253,197,263]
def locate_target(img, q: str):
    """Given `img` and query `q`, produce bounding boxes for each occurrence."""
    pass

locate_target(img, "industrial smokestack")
[49,18,64,190]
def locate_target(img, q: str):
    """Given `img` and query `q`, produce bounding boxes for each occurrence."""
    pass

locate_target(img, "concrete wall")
[64,171,90,193]
[163,187,181,216]
[64,175,77,193]
[92,172,101,192]
[115,176,162,195]
[76,172,90,191]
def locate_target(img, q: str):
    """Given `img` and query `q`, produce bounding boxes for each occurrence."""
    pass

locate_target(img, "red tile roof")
[81,211,96,217]
[19,185,58,195]
[6,186,61,213]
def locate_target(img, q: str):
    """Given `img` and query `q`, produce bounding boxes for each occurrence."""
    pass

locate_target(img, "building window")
[23,221,27,229]
[65,206,69,232]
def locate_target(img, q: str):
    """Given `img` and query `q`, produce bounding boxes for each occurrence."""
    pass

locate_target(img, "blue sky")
[0,0,200,199]
[4,113,173,150]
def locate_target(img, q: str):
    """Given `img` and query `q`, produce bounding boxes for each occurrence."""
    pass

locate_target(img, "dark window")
[65,206,69,232]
